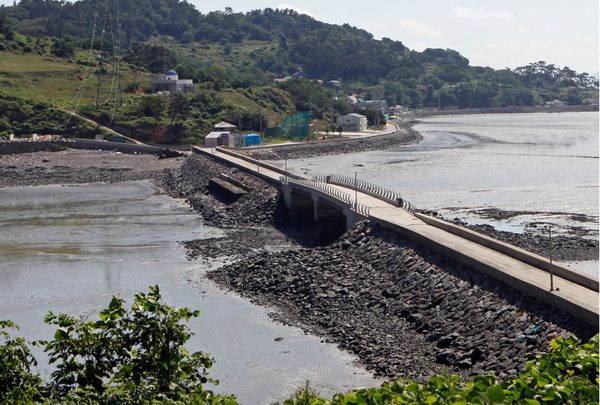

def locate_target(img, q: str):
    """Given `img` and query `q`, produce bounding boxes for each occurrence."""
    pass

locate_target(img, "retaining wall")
[0,139,169,155]
[413,105,598,117]
[414,213,599,292]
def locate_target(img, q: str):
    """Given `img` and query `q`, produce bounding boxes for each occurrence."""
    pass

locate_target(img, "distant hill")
[0,0,597,115]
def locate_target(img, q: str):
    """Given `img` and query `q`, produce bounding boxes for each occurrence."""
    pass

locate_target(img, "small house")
[150,70,194,94]
[204,132,234,147]
[214,121,236,133]
[337,113,367,131]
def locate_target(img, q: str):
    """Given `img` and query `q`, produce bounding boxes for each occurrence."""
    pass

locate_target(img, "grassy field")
[0,51,143,107]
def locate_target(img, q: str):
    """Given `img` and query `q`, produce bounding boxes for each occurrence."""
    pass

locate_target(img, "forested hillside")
[0,0,598,144]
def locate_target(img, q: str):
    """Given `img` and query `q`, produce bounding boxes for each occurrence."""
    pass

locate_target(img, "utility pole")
[95,52,103,106]
[163,49,166,100]
[548,225,558,291]
[132,57,136,91]
[354,172,358,209]
[114,15,123,105]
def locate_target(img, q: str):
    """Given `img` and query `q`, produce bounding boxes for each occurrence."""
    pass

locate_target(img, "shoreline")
[0,133,597,385]
[158,154,597,382]
[410,104,598,117]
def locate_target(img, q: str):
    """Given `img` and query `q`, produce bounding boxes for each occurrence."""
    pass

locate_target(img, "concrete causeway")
[193,146,599,326]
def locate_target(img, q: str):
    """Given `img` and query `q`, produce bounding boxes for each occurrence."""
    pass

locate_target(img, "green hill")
[0,1,597,145]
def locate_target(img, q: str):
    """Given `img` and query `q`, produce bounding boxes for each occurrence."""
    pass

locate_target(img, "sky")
[2,0,598,75]
[187,0,598,75]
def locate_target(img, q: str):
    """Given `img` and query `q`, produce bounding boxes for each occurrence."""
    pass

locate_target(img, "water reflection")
[0,180,380,404]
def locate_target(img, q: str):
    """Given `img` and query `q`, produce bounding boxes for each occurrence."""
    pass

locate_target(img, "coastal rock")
[206,221,596,381]
[1,134,597,384]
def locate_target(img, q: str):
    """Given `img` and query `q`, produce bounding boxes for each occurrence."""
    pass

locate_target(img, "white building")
[204,132,234,147]
[337,113,367,131]
[150,70,194,94]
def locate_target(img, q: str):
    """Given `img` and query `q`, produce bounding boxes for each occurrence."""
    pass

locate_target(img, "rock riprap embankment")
[238,123,422,161]
[2,147,596,385]
[161,154,287,227]
[207,221,596,382]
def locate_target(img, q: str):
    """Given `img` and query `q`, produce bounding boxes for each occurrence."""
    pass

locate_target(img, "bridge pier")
[284,188,314,223]
[316,199,347,244]
[282,184,367,244]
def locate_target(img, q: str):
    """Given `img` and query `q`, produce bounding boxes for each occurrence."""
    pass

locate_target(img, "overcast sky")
[3,0,598,74]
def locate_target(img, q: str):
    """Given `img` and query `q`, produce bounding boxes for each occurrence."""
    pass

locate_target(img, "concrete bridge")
[192,146,599,327]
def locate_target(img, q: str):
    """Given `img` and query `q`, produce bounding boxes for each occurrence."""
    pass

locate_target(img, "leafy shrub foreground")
[281,336,599,405]
[1,286,598,405]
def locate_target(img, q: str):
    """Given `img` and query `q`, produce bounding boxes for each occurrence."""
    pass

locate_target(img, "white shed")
[337,113,367,131]
[204,132,234,147]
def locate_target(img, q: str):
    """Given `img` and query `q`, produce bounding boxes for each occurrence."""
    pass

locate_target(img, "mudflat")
[1,144,597,384]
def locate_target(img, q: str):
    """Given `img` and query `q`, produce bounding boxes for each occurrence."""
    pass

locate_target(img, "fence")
[313,174,416,212]
[280,176,371,217]
[281,112,313,139]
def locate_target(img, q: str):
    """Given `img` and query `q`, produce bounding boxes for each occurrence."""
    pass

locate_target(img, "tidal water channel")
[286,112,599,276]
[0,181,380,404]
[1,112,597,403]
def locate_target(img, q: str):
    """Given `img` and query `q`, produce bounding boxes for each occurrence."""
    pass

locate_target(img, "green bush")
[278,335,599,405]
[2,285,597,405]
[0,286,239,405]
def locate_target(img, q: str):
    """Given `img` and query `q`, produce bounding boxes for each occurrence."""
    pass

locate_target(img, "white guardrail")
[313,174,416,213]
[280,176,371,217]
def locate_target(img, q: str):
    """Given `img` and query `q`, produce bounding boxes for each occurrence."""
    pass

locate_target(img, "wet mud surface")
[1,139,597,385]
[421,208,598,262]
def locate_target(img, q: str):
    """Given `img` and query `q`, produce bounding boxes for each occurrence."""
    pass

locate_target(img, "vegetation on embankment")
[0,92,106,139]
[280,334,598,404]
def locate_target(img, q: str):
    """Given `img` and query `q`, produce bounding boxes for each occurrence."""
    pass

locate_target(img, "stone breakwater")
[1,146,597,384]
[239,122,422,161]
[159,155,596,383]
[160,154,287,228]
[207,221,596,382]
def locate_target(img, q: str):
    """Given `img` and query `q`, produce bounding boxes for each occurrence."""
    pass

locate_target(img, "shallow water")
[286,112,599,276]
[0,181,380,405]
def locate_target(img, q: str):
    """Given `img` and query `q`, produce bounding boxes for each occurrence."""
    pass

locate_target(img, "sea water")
[286,112,599,276]
[0,181,380,405]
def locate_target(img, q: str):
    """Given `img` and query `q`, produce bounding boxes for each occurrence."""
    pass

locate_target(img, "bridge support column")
[315,199,347,244]
[282,185,315,224]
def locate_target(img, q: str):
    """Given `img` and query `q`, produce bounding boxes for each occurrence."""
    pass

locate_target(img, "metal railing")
[280,176,371,217]
[313,174,416,213]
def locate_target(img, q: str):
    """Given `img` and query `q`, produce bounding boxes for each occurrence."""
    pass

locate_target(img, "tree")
[168,93,191,128]
[124,43,178,74]
[51,36,76,58]
[43,285,232,403]
[0,321,42,404]
[139,96,165,121]
[565,88,582,105]
[278,33,287,49]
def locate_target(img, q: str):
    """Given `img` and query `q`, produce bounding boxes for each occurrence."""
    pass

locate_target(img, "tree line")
[2,1,597,104]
